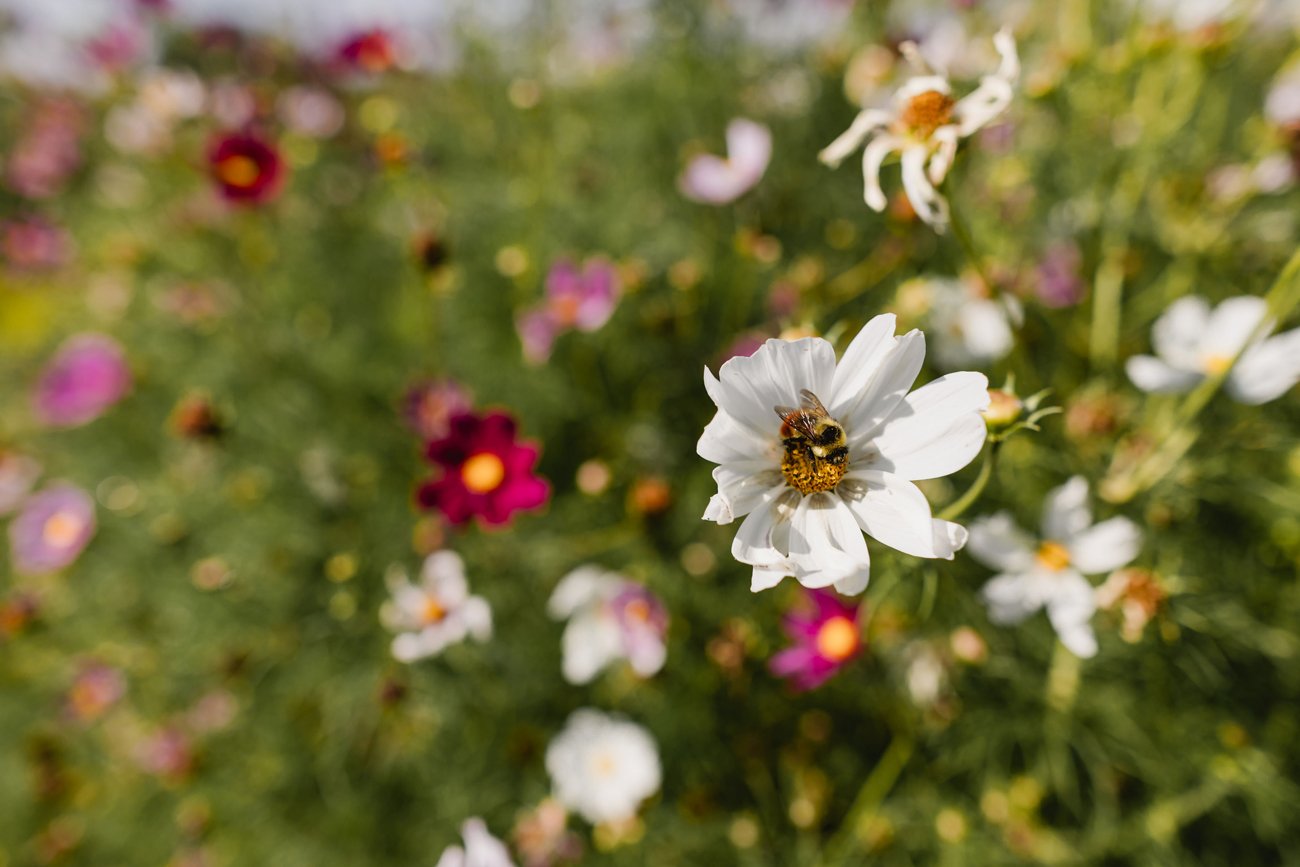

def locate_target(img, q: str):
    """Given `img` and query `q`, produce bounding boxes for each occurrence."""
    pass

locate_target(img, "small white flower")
[548,566,668,685]
[679,118,772,205]
[896,276,1016,369]
[546,709,661,826]
[969,477,1143,658]
[698,314,989,595]
[1125,295,1300,405]
[380,551,492,662]
[819,29,1018,230]
[435,818,516,867]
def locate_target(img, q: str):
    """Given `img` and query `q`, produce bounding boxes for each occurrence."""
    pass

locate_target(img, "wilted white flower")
[895,276,1016,369]
[435,818,516,867]
[679,119,772,205]
[547,566,668,685]
[380,551,491,662]
[1125,295,1300,405]
[545,709,661,826]
[969,477,1143,658]
[698,314,989,595]
[819,29,1018,230]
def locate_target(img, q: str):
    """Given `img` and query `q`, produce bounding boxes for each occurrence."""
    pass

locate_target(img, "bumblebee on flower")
[819,29,1018,230]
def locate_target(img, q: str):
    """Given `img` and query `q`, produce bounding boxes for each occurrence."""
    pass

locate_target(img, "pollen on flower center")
[461,452,506,494]
[1035,541,1071,572]
[781,445,847,495]
[217,154,260,188]
[624,598,651,622]
[1201,353,1233,376]
[592,751,618,777]
[421,597,446,625]
[815,616,859,662]
[42,511,85,548]
[899,90,956,139]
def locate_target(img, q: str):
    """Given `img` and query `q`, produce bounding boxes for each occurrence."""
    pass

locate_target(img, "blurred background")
[2,0,1300,864]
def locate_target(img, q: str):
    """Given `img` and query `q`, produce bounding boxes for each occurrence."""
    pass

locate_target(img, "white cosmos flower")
[380,551,492,662]
[1125,295,1300,405]
[435,818,516,867]
[698,314,990,595]
[545,709,661,826]
[818,29,1018,230]
[548,565,668,685]
[896,276,1016,369]
[969,476,1143,658]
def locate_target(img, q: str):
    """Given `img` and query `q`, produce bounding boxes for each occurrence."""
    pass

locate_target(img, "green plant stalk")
[815,733,916,867]
[947,198,995,297]
[938,443,998,522]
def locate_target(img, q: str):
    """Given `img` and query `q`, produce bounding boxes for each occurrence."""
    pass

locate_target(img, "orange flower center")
[42,511,85,548]
[461,453,506,494]
[624,598,651,622]
[1201,353,1233,376]
[1035,541,1071,572]
[217,154,260,188]
[421,597,446,625]
[899,90,955,139]
[551,294,582,326]
[592,751,618,777]
[815,616,859,662]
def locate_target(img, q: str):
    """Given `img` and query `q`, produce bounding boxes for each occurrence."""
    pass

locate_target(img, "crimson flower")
[417,412,549,527]
[208,131,286,205]
[337,30,398,74]
[770,589,864,691]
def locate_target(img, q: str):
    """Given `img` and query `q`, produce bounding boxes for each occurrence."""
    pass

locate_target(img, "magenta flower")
[208,131,287,205]
[679,118,772,205]
[32,334,131,428]
[417,412,550,527]
[402,378,472,441]
[9,484,96,575]
[336,29,398,73]
[517,258,621,364]
[770,589,864,691]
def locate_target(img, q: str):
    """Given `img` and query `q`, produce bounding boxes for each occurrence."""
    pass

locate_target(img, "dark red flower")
[337,30,397,74]
[417,412,550,527]
[769,589,864,691]
[207,131,286,205]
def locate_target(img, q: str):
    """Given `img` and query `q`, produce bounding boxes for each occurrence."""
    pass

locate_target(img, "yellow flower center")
[421,597,446,625]
[624,598,651,622]
[217,154,260,188]
[1201,353,1233,376]
[781,446,846,495]
[899,90,956,139]
[815,616,859,662]
[592,751,618,777]
[1035,541,1071,572]
[42,511,85,548]
[461,453,506,494]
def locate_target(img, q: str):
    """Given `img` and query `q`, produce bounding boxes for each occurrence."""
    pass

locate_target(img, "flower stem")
[937,443,998,522]
[947,198,995,296]
[814,733,915,867]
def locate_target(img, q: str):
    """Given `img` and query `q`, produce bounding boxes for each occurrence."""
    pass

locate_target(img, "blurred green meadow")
[2,1,1300,865]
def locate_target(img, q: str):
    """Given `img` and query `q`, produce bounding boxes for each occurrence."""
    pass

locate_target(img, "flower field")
[2,1,1300,865]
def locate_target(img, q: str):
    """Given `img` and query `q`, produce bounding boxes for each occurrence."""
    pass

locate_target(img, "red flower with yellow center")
[208,131,286,205]
[417,411,550,527]
[338,30,397,74]
[770,589,864,691]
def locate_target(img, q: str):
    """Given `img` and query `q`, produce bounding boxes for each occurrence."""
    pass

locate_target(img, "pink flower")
[769,589,864,691]
[2,217,72,271]
[65,663,126,724]
[547,566,669,684]
[208,131,286,205]
[402,378,472,441]
[679,119,772,205]
[32,334,131,428]
[135,727,193,781]
[418,412,550,528]
[5,99,85,200]
[9,484,97,575]
[517,258,621,364]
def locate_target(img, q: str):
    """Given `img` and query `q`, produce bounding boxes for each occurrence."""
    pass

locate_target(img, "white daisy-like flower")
[380,551,492,662]
[818,29,1018,230]
[895,276,1016,369]
[545,709,661,826]
[1125,295,1300,405]
[547,565,668,685]
[698,314,989,595]
[968,477,1143,658]
[435,818,516,867]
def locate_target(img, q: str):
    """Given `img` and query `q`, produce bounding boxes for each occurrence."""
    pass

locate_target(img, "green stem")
[937,443,998,522]
[814,734,916,867]
[947,199,995,296]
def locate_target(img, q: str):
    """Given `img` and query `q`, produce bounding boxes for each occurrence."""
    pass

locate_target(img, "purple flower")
[679,119,772,205]
[9,484,96,575]
[1036,241,1086,309]
[548,566,669,684]
[32,334,131,428]
[517,258,621,364]
[770,589,864,691]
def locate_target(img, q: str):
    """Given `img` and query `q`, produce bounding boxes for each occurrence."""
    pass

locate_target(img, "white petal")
[703,463,785,525]
[708,337,838,441]
[434,845,466,867]
[838,470,962,559]
[992,28,1020,83]
[750,565,788,592]
[980,572,1041,624]
[1202,295,1271,359]
[697,400,774,466]
[894,75,952,104]
[900,144,948,228]
[966,512,1036,571]
[842,330,927,450]
[1067,516,1142,574]
[954,76,1013,136]
[679,155,748,205]
[861,134,899,211]
[423,550,468,605]
[1056,622,1098,658]
[1125,355,1201,394]
[787,493,871,590]
[392,632,434,663]
[1041,476,1091,542]
[818,108,891,167]
[1151,295,1210,368]
[459,596,493,642]
[1227,327,1300,404]
[548,566,614,619]
[560,612,624,685]
[927,125,959,186]
[731,494,797,567]
[1046,571,1098,658]
[461,818,515,867]
[726,118,772,178]
[828,313,899,416]
[869,371,990,480]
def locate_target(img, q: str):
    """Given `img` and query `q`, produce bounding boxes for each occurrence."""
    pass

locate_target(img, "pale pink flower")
[679,119,772,205]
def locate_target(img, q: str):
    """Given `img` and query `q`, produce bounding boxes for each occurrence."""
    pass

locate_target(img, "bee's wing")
[799,389,830,415]
[774,404,820,439]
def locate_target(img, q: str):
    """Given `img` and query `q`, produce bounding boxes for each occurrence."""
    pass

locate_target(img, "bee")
[774,389,848,466]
